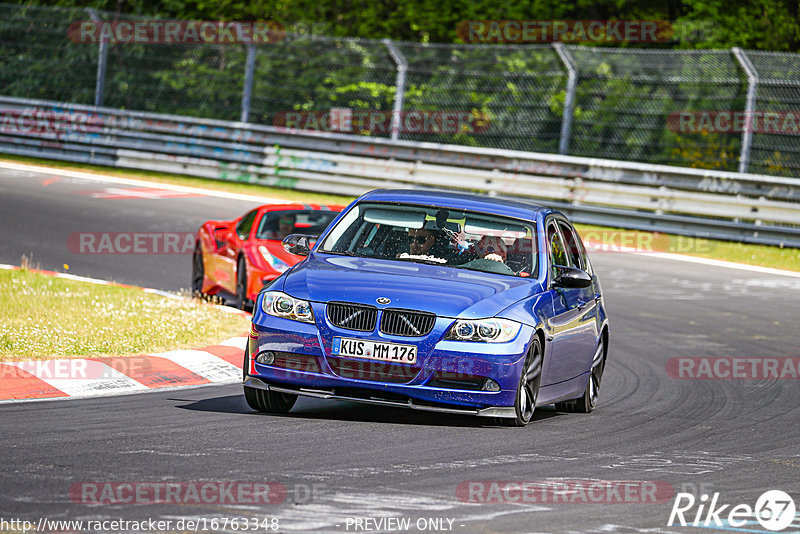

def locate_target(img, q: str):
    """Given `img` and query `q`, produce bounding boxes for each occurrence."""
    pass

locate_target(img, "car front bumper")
[245,315,535,416]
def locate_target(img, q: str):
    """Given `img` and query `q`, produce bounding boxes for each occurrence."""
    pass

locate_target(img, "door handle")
[576,300,586,310]
[594,293,602,302]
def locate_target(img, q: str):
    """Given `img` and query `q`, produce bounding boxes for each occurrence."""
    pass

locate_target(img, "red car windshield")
[255,210,339,241]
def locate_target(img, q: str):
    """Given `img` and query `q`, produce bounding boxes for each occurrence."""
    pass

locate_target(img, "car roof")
[358,189,558,221]
[257,203,343,212]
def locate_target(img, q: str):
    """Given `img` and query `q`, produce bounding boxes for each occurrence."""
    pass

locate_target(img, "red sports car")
[192,203,343,309]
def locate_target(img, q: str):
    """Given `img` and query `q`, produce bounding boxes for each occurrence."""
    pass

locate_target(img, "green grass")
[3,154,798,272]
[0,268,251,360]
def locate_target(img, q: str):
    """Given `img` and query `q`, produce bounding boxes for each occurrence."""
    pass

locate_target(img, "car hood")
[281,253,539,318]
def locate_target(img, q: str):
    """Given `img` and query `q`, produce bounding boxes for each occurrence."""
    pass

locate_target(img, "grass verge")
[0,268,250,361]
[2,154,798,272]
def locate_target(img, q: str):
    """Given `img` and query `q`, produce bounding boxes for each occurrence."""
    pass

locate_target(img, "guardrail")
[2,95,800,247]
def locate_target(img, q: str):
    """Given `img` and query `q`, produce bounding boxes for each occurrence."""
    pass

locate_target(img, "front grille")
[380,309,436,337]
[328,358,421,384]
[327,302,377,332]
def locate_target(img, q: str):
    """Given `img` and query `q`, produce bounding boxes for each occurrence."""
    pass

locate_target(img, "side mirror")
[282,234,315,257]
[553,266,592,289]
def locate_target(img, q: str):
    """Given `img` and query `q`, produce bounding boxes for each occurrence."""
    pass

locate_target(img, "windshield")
[255,210,339,241]
[318,202,537,277]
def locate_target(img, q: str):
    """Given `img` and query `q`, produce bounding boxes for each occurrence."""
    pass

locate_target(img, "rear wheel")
[191,244,204,297]
[502,337,542,427]
[556,337,605,413]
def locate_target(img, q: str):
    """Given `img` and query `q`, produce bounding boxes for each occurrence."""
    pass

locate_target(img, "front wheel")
[236,257,251,311]
[556,337,605,413]
[243,346,298,414]
[502,337,542,427]
[244,387,297,414]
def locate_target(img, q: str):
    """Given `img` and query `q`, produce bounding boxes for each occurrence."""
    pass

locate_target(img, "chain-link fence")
[1,3,799,177]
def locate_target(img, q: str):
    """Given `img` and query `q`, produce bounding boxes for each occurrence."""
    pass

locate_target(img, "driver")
[408,228,436,256]
[276,214,296,239]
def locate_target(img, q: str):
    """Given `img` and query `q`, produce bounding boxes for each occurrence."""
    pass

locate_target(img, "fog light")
[483,379,501,392]
[256,351,275,365]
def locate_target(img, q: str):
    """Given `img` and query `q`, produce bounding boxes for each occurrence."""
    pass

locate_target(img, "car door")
[221,209,258,293]
[557,219,601,373]
[544,218,596,385]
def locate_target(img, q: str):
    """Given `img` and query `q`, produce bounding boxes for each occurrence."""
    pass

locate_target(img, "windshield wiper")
[319,249,356,256]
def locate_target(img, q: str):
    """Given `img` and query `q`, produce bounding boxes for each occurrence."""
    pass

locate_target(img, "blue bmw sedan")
[242,189,608,426]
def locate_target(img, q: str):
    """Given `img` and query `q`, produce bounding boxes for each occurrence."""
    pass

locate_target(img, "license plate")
[331,337,417,364]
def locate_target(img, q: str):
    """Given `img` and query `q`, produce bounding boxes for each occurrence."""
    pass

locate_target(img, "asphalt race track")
[1,164,799,534]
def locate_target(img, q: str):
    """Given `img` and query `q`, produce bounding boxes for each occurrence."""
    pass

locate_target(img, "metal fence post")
[241,42,256,122]
[732,47,759,174]
[86,8,108,107]
[553,43,577,155]
[383,39,408,142]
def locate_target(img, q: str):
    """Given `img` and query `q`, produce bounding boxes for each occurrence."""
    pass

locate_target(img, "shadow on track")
[173,394,563,428]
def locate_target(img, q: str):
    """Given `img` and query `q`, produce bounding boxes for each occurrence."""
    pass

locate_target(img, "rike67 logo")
[668,490,797,531]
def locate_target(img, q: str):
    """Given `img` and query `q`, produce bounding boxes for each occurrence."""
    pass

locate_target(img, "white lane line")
[630,251,800,278]
[0,161,285,204]
[6,360,148,397]
[155,350,242,382]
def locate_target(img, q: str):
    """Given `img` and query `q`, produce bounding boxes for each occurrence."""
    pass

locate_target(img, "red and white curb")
[0,337,247,402]
[0,264,249,402]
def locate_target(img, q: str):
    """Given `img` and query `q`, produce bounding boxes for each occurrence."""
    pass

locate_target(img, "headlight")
[261,291,315,324]
[259,245,290,273]
[444,318,521,343]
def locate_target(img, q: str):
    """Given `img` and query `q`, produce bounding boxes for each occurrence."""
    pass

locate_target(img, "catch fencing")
[1,3,800,178]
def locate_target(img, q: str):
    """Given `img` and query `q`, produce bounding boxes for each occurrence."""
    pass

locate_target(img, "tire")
[242,346,298,414]
[501,337,542,427]
[244,386,297,414]
[236,256,251,311]
[191,244,204,297]
[243,343,249,381]
[555,337,605,414]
